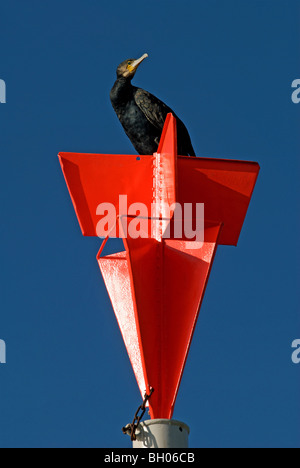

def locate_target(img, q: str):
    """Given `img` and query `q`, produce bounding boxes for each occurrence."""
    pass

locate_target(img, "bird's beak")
[128,53,148,72]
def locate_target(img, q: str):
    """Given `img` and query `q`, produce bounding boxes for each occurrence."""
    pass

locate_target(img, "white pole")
[130,419,190,449]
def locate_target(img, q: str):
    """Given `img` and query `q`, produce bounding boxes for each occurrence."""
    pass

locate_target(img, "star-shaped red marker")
[59,114,260,419]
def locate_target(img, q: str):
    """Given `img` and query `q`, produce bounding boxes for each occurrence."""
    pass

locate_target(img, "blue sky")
[0,0,299,448]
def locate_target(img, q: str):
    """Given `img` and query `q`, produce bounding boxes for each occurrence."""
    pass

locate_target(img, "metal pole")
[132,419,190,449]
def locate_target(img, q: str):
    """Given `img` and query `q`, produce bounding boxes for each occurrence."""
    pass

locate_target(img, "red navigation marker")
[59,114,260,420]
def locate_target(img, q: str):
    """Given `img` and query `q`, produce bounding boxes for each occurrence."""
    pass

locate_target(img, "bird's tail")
[188,143,196,157]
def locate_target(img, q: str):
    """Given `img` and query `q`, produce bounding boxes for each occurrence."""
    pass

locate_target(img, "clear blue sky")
[0,0,299,448]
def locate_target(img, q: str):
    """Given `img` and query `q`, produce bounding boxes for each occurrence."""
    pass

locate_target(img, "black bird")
[110,54,196,156]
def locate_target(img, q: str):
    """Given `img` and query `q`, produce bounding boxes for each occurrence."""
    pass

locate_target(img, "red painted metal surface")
[59,114,260,419]
[59,118,259,245]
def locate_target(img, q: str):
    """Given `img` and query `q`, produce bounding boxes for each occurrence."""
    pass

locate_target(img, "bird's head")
[116,53,148,80]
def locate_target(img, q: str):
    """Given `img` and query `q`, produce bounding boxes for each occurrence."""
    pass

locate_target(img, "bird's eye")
[127,61,132,65]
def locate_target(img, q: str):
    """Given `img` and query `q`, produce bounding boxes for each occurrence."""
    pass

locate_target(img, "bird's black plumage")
[110,54,196,156]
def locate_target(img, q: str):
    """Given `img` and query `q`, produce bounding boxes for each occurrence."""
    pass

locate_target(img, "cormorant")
[110,54,196,156]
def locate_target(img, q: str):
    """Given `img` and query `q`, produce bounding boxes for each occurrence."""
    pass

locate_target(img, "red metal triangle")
[126,225,221,419]
[58,117,259,245]
[97,221,222,419]
[59,113,260,420]
[97,250,147,398]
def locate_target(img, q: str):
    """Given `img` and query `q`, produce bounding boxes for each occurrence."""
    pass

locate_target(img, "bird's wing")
[134,88,173,131]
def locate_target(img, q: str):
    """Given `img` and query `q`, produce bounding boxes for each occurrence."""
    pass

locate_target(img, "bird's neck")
[110,77,133,107]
